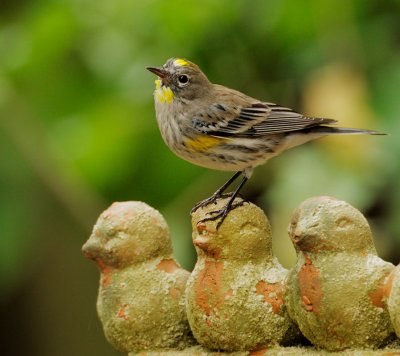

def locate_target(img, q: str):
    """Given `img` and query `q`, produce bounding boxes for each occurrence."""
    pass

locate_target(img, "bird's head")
[147,58,212,103]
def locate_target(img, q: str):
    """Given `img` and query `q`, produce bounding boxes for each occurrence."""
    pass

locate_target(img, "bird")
[147,58,383,229]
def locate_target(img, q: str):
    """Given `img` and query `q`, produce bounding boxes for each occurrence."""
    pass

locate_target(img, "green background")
[1,0,399,354]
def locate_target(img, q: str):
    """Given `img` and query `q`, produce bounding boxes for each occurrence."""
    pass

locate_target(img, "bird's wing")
[192,101,337,137]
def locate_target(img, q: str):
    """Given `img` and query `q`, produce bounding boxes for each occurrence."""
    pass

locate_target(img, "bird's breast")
[154,103,185,150]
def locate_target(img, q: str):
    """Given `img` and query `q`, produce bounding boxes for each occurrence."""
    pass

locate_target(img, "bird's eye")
[178,74,189,86]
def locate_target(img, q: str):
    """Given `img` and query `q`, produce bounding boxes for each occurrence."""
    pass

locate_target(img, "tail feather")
[304,126,386,136]
[284,125,386,151]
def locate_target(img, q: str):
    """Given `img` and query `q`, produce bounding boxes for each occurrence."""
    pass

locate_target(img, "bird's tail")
[284,125,385,151]
[305,126,386,136]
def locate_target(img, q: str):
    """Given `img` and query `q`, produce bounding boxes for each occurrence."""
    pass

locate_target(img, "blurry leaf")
[10,2,79,76]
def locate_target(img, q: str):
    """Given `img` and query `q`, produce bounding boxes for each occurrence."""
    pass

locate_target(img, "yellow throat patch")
[154,79,174,104]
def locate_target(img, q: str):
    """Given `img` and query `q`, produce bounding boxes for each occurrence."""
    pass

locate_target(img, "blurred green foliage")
[1,0,399,354]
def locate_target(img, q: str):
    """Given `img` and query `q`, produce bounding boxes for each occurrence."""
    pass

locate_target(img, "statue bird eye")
[177,74,189,86]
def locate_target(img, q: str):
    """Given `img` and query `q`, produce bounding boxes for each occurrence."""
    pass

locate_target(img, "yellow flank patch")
[154,79,174,104]
[186,136,224,152]
[174,58,189,67]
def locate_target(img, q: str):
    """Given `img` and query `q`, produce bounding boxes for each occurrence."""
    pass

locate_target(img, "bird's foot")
[198,199,246,230]
[191,192,234,214]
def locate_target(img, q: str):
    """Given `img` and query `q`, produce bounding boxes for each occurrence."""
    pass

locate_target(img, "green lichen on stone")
[285,196,395,351]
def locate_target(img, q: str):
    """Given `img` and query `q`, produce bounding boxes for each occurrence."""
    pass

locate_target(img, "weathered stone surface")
[82,201,194,353]
[131,344,400,355]
[83,197,400,355]
[186,197,295,351]
[130,345,247,355]
[387,264,400,337]
[285,196,395,351]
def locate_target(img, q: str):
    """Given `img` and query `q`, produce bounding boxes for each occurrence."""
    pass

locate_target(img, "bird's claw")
[198,200,246,229]
[191,192,234,214]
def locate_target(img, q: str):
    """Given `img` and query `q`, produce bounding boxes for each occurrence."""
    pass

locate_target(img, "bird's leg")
[191,171,242,213]
[198,174,249,229]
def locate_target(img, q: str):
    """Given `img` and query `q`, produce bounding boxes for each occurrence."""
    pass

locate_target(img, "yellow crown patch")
[174,58,190,67]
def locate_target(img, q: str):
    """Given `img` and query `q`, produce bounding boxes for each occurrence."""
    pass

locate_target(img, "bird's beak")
[146,66,167,78]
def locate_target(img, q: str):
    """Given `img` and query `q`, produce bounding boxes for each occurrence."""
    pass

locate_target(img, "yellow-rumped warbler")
[147,58,383,228]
